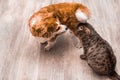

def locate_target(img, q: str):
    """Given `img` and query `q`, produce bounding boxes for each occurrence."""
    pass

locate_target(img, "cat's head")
[76,23,93,38]
[28,12,67,38]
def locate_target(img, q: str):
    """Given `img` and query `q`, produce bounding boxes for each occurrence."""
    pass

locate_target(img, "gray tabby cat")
[75,23,120,80]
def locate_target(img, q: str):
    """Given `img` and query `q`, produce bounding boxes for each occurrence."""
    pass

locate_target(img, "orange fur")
[28,2,90,38]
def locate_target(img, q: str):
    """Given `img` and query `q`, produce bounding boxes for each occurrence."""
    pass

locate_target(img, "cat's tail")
[109,71,120,80]
[75,5,90,23]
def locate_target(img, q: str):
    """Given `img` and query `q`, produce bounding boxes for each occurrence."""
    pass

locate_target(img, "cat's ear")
[85,27,90,34]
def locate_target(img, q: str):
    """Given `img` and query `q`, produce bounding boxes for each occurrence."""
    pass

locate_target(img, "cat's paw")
[44,45,51,51]
[80,54,87,60]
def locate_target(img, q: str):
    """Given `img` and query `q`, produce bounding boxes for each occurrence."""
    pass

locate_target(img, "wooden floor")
[0,0,120,80]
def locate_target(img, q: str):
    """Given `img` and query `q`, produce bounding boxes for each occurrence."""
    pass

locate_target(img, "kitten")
[75,23,120,80]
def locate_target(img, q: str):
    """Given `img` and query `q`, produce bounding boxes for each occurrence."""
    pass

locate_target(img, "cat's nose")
[65,27,68,30]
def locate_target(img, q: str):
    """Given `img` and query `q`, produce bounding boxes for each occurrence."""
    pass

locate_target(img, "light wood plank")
[0,0,120,80]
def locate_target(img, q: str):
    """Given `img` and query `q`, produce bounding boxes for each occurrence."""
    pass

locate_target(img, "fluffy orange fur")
[28,2,90,38]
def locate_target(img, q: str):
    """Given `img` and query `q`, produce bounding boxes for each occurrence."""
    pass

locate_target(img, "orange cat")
[28,2,90,51]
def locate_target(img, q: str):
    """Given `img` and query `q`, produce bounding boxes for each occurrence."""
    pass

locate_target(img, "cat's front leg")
[44,40,56,51]
[75,37,82,48]
[44,36,57,51]
[69,30,82,49]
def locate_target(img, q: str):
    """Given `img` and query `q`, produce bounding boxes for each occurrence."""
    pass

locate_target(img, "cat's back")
[39,3,78,12]
[39,2,87,13]
[87,38,116,74]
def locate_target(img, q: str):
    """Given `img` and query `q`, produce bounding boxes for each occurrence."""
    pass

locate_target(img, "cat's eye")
[79,26,83,30]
